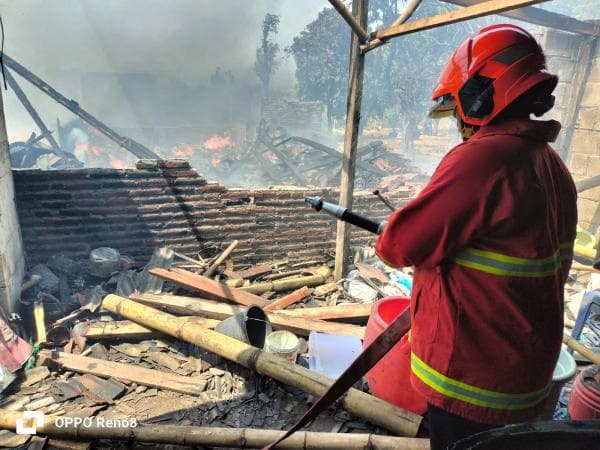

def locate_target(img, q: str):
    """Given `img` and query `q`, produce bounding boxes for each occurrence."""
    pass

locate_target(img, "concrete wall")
[0,89,26,313]
[13,159,413,269]
[541,29,600,239]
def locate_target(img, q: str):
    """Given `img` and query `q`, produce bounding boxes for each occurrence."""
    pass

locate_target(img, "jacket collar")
[472,119,561,143]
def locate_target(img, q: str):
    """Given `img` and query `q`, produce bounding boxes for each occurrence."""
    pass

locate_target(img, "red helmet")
[429,24,557,126]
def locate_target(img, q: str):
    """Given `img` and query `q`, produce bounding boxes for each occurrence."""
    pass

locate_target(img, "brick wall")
[541,29,600,239]
[567,36,600,236]
[13,160,413,268]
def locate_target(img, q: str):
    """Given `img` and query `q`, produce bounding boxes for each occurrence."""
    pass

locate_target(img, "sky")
[0,0,325,139]
[1,0,598,141]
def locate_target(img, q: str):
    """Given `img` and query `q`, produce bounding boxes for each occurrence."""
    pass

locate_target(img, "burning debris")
[190,122,425,189]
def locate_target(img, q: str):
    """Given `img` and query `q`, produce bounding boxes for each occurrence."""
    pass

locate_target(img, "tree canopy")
[255,13,281,99]
[287,1,487,133]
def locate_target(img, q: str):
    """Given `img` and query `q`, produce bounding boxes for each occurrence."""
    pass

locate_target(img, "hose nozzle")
[305,196,323,211]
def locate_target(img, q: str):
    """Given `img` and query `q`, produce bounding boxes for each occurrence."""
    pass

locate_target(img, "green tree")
[255,13,281,99]
[287,7,350,130]
[288,1,486,140]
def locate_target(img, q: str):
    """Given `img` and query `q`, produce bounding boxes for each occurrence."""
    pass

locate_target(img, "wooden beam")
[130,293,365,338]
[440,0,600,36]
[2,53,159,159]
[327,0,370,43]
[334,0,369,281]
[149,267,268,307]
[39,350,209,395]
[373,0,552,41]
[4,69,61,151]
[203,240,238,277]
[263,287,310,312]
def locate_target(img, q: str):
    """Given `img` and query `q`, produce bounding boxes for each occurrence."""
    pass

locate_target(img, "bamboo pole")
[0,410,429,450]
[574,243,598,260]
[239,268,330,294]
[563,334,600,365]
[275,302,371,321]
[334,0,369,282]
[102,295,421,436]
[571,262,600,273]
[33,302,46,345]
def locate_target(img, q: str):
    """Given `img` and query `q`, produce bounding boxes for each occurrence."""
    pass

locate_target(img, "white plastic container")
[308,331,362,379]
[265,331,300,363]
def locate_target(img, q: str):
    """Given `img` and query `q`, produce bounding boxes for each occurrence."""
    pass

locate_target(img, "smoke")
[0,0,323,141]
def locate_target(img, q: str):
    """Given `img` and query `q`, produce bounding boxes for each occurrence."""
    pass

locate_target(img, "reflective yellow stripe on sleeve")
[411,353,551,410]
[452,242,573,277]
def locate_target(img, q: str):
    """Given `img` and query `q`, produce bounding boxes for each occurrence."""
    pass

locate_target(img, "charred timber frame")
[2,54,159,160]
[4,69,61,152]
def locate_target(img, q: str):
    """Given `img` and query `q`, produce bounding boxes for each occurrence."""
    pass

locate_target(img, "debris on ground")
[2,237,598,448]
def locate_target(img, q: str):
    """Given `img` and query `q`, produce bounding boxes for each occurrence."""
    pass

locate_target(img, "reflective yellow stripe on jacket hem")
[452,242,573,278]
[411,353,551,410]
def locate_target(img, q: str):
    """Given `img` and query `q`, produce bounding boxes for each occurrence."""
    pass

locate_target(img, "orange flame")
[203,135,231,150]
[174,146,193,158]
[109,156,127,169]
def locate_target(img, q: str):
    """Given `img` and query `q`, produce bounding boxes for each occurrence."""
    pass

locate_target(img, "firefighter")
[375,24,577,449]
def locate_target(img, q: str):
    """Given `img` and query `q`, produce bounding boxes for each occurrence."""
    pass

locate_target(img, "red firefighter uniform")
[375,118,577,424]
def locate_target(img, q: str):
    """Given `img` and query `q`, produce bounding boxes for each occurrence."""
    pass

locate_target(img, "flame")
[109,156,127,169]
[203,135,231,150]
[211,157,221,167]
[174,146,193,158]
[74,142,102,156]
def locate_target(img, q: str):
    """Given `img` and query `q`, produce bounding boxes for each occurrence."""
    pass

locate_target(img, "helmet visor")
[429,95,456,119]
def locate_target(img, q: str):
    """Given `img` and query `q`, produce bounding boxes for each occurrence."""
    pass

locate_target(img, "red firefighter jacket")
[375,119,577,424]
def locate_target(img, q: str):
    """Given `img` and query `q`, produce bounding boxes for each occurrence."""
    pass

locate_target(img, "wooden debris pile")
[1,241,429,448]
